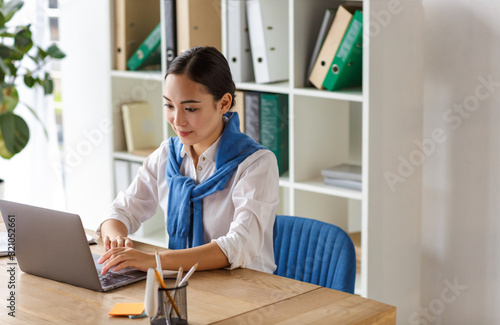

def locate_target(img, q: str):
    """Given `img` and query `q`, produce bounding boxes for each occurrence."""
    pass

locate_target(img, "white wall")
[59,1,113,229]
[419,1,500,324]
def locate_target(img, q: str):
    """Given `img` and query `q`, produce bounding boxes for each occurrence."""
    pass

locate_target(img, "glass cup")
[150,278,188,325]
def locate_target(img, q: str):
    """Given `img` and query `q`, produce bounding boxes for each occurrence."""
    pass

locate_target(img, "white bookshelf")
[107,0,423,322]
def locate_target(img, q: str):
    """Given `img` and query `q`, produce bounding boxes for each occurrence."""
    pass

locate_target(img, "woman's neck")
[191,118,226,167]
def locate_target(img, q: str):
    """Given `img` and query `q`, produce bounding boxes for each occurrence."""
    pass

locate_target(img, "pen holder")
[150,278,188,325]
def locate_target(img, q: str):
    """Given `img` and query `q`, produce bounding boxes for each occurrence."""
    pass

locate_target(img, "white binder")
[227,0,254,83]
[246,0,289,84]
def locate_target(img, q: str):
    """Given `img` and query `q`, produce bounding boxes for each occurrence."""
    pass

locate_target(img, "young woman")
[97,46,279,275]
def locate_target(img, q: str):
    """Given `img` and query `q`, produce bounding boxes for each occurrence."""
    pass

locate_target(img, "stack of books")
[321,163,362,191]
[307,5,363,91]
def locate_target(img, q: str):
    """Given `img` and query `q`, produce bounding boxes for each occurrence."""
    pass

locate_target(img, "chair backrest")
[273,215,356,293]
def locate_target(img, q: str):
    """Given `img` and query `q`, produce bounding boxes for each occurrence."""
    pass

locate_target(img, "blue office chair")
[273,215,356,294]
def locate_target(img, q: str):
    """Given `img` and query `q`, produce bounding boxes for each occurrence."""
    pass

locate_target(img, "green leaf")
[0,131,15,159]
[0,12,6,29]
[0,58,8,75]
[36,46,47,60]
[0,85,18,112]
[0,111,29,156]
[43,76,54,95]
[46,44,65,59]
[6,62,15,75]
[24,73,35,87]
[0,0,23,23]
[0,43,11,58]
[0,43,22,61]
[14,25,32,53]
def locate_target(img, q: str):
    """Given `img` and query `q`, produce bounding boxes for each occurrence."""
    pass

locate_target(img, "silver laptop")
[0,199,147,291]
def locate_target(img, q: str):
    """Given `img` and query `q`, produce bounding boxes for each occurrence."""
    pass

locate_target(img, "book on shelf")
[305,8,337,87]
[114,0,161,71]
[260,93,289,176]
[308,5,361,89]
[233,90,246,133]
[244,91,261,143]
[323,10,363,91]
[126,23,162,71]
[176,0,222,55]
[121,102,158,154]
[323,177,361,191]
[227,0,254,83]
[163,0,177,68]
[321,163,362,181]
[246,0,289,84]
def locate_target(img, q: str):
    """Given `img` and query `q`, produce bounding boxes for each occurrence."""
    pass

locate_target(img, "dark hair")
[166,46,236,109]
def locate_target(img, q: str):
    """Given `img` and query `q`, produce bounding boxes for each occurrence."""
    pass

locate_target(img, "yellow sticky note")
[109,302,145,316]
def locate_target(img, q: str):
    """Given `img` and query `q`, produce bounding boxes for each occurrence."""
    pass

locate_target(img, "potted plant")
[0,0,65,197]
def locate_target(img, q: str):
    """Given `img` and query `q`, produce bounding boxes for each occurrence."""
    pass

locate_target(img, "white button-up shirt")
[97,137,279,273]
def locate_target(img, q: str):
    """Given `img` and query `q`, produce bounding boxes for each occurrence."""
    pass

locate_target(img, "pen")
[179,262,198,287]
[155,249,162,273]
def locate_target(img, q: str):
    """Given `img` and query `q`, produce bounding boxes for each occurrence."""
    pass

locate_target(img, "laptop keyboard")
[98,271,134,287]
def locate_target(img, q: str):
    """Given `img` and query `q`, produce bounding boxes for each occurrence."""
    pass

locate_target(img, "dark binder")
[163,0,177,68]
[260,93,289,176]
[244,91,261,143]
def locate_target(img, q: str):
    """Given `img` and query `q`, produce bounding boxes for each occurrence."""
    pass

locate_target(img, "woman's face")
[164,73,231,156]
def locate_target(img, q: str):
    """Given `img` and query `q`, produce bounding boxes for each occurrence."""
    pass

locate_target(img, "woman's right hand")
[103,235,135,251]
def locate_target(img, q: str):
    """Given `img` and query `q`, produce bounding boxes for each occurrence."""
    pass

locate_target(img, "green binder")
[322,10,363,91]
[260,93,289,176]
[126,23,161,71]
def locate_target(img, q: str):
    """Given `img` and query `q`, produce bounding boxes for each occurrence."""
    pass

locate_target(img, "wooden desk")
[0,231,396,324]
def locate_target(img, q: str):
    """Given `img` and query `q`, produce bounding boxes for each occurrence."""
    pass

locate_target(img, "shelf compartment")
[111,77,164,152]
[292,0,363,90]
[293,189,349,231]
[293,96,348,181]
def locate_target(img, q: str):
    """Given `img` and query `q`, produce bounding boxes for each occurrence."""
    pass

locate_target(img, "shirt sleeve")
[214,150,279,270]
[96,143,167,235]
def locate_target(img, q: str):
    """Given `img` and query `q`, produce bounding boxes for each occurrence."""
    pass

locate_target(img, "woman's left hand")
[97,247,156,275]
